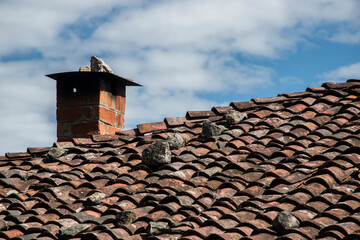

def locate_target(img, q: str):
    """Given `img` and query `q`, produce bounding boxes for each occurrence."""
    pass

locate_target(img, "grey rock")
[142,141,171,167]
[48,148,67,160]
[225,110,247,125]
[178,195,194,206]
[116,211,137,225]
[59,223,91,238]
[79,65,91,72]
[86,192,106,204]
[147,221,169,235]
[201,120,225,138]
[0,220,8,230]
[167,134,185,150]
[90,56,113,73]
[273,211,300,232]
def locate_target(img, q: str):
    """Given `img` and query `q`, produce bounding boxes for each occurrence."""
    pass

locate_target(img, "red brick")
[122,97,126,113]
[116,113,124,128]
[83,106,95,120]
[99,122,105,134]
[72,93,87,106]
[115,96,121,111]
[57,123,71,137]
[57,95,70,107]
[115,96,126,113]
[58,93,87,107]
[100,91,105,105]
[57,123,64,137]
[87,92,100,104]
[100,90,114,108]
[57,108,82,122]
[72,121,100,136]
[99,106,116,125]
[99,122,117,135]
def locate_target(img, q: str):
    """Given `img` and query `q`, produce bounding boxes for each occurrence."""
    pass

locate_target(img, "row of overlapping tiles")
[0,80,360,239]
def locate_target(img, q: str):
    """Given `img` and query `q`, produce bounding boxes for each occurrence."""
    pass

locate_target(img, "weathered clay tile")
[186,111,217,119]
[137,122,167,134]
[249,110,273,119]
[230,101,257,111]
[211,106,234,115]
[322,81,355,89]
[5,152,31,159]
[252,96,287,104]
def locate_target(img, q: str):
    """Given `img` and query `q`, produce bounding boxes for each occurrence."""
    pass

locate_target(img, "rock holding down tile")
[47,148,67,160]
[90,56,113,73]
[225,110,248,125]
[79,65,91,72]
[59,223,92,238]
[273,211,300,232]
[116,211,137,225]
[167,134,185,150]
[86,192,106,205]
[142,141,171,167]
[201,120,226,138]
[147,221,169,235]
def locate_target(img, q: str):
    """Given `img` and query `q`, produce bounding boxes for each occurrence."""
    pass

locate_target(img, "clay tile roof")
[2,79,360,239]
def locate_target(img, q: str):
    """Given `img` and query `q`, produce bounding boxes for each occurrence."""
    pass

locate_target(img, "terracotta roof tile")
[252,96,287,104]
[186,110,216,119]
[137,122,167,134]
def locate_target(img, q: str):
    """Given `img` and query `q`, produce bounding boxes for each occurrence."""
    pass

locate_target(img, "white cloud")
[329,31,360,44]
[92,0,359,57]
[317,62,360,83]
[1,0,360,154]
[0,0,127,56]
[0,60,56,154]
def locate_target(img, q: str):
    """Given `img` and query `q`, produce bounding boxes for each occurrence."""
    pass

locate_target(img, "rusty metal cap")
[46,71,142,87]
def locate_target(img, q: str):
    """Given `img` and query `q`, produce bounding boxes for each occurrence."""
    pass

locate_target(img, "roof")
[2,79,360,239]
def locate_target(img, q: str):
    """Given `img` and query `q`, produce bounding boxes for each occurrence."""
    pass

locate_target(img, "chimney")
[46,56,141,140]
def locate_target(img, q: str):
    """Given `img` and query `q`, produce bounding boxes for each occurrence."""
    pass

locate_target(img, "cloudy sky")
[1,0,360,155]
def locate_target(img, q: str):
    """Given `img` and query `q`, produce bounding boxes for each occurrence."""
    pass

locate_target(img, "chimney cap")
[46,71,142,87]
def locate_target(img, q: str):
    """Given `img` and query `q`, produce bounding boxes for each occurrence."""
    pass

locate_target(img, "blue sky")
[1,0,360,155]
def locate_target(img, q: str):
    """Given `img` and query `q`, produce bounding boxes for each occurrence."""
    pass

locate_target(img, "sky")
[1,0,360,155]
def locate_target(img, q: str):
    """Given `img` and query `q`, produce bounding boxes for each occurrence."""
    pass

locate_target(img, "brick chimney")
[47,57,141,140]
